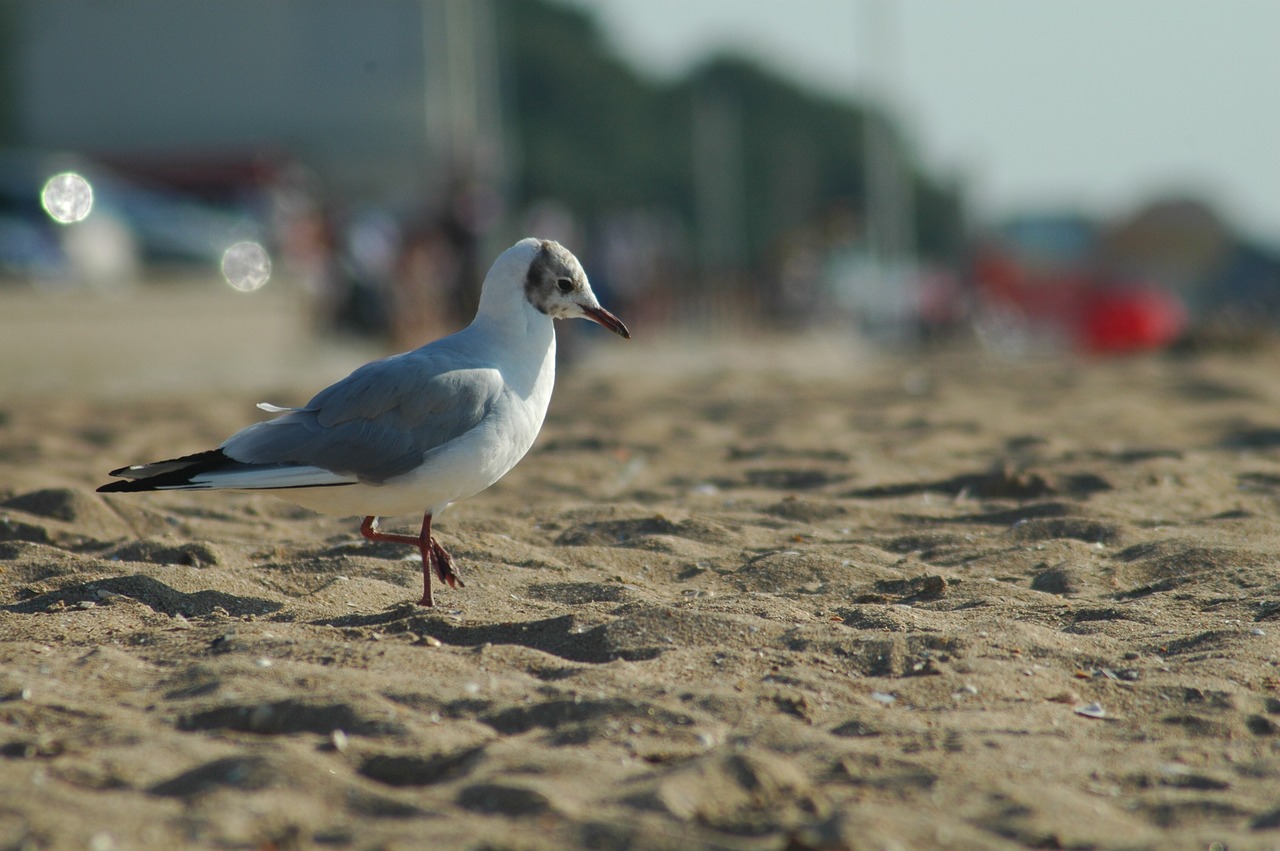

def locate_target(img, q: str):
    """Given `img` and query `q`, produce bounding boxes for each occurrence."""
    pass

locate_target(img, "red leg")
[413,513,465,596]
[360,514,437,606]
[359,514,463,607]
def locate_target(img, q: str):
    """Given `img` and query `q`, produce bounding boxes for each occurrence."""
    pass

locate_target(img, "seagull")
[98,238,630,606]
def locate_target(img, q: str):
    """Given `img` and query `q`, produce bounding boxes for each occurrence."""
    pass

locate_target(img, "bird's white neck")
[466,291,556,403]
[468,238,555,356]
[462,237,558,399]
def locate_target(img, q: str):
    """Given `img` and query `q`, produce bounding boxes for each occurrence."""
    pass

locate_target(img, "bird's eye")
[555,277,574,294]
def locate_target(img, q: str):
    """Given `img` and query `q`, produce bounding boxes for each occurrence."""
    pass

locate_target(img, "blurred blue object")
[0,212,66,278]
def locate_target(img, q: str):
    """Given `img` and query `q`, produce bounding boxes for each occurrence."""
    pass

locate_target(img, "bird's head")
[512,239,631,338]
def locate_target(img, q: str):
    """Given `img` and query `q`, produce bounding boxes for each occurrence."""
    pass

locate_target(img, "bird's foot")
[361,516,461,606]
[430,537,464,589]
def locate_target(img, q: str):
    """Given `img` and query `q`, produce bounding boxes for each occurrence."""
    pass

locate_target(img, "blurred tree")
[498,1,964,266]
[498,0,689,213]
[684,55,872,263]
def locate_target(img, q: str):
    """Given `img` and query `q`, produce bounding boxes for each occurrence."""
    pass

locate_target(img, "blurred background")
[2,0,1279,395]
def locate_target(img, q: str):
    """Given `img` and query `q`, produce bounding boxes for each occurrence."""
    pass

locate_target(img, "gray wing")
[222,349,504,483]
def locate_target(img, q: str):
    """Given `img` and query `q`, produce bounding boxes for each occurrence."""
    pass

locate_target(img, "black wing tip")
[98,448,232,493]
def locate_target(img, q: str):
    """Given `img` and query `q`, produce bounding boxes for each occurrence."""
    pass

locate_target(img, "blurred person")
[390,174,493,349]
[392,224,464,350]
[593,208,683,328]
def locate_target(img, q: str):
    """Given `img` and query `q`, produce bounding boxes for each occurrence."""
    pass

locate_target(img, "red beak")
[583,305,631,339]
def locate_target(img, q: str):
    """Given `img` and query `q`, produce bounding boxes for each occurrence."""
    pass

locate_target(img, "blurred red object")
[1078,288,1186,353]
[972,215,1187,354]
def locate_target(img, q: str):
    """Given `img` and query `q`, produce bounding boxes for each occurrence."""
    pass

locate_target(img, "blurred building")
[1105,198,1280,323]
[0,0,503,207]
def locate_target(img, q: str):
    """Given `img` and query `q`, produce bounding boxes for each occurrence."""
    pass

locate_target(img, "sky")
[563,0,1280,244]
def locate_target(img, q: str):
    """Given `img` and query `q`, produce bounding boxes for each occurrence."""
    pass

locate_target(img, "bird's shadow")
[314,610,631,665]
[4,574,282,618]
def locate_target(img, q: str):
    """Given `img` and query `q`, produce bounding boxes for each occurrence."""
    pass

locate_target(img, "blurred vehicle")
[972,213,1186,354]
[0,149,266,288]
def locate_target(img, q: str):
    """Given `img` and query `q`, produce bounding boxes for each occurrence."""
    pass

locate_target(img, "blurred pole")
[422,0,507,203]
[421,0,509,320]
[860,0,915,267]
[691,84,746,327]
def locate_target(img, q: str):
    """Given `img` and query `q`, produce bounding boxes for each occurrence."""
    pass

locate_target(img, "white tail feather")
[188,465,356,490]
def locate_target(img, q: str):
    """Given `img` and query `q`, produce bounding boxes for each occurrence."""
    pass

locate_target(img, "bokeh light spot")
[221,241,272,292]
[41,172,94,224]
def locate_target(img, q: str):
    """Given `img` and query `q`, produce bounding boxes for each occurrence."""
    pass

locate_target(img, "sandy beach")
[3,284,1280,849]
